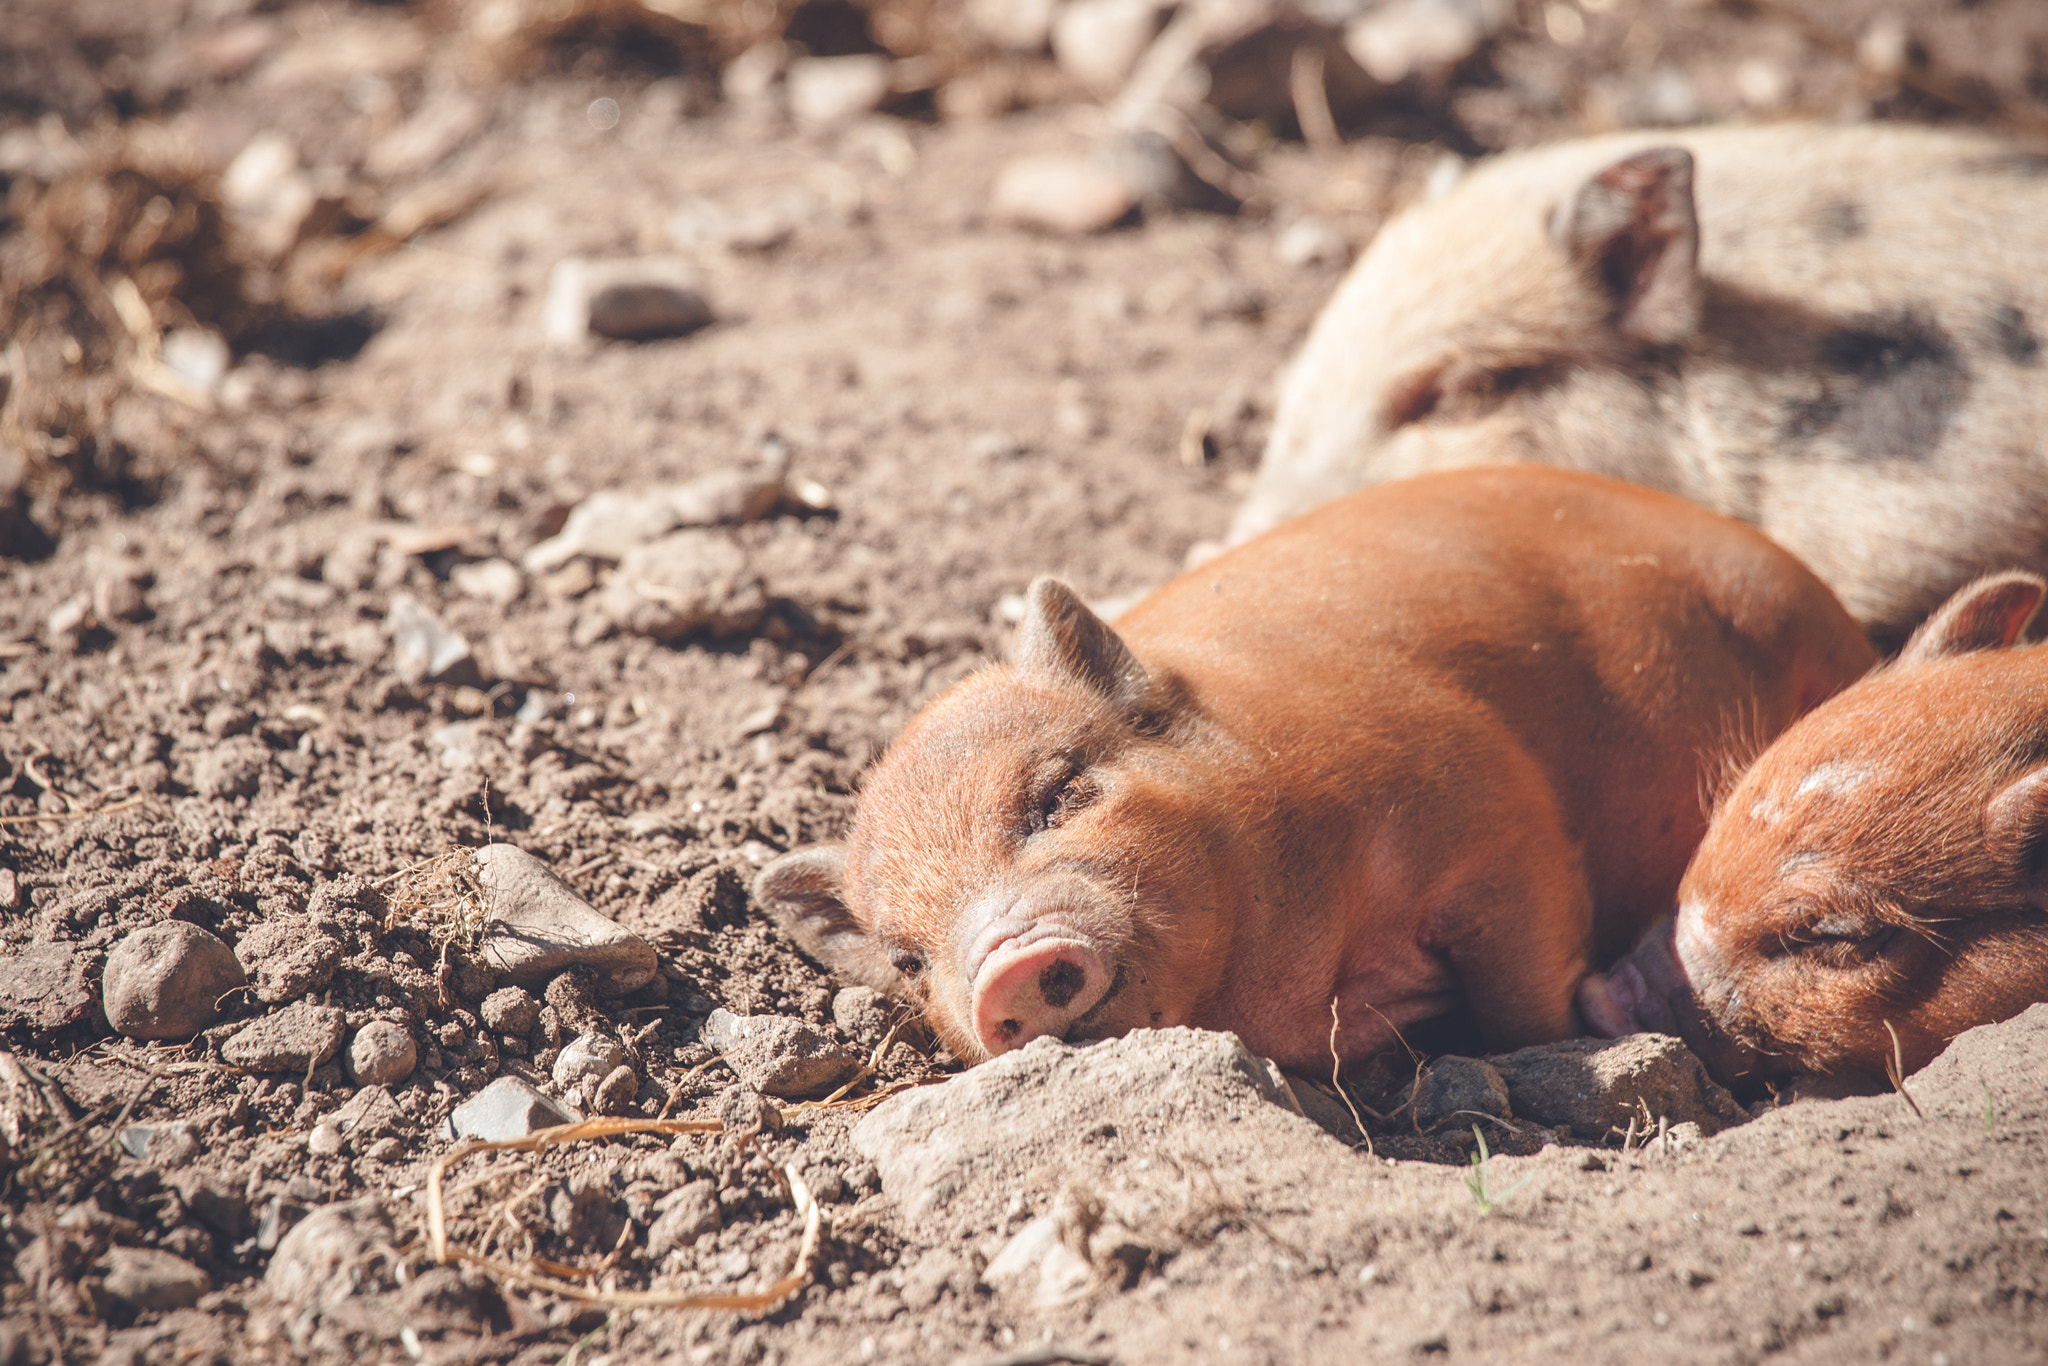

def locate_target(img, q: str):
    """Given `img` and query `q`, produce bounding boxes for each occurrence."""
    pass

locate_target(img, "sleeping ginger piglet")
[1580,570,2048,1087]
[757,467,1875,1071]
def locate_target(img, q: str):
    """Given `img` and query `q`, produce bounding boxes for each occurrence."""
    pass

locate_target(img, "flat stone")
[102,922,246,1041]
[347,1021,417,1087]
[1491,1034,1749,1140]
[0,943,96,1031]
[220,1000,347,1072]
[596,530,768,642]
[520,464,787,574]
[1411,1055,1512,1131]
[989,155,1136,235]
[473,844,657,994]
[544,256,712,346]
[701,1009,862,1099]
[97,1246,210,1312]
[853,1028,1318,1237]
[449,1076,580,1142]
[235,916,342,1003]
[387,593,479,686]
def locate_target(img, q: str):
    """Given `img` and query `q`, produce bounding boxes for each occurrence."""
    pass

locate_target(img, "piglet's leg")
[1426,805,1598,1053]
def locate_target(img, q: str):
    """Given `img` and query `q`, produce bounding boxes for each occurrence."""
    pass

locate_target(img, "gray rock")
[235,916,342,1003]
[191,736,267,800]
[117,1123,201,1168]
[832,985,889,1047]
[552,1033,627,1088]
[448,558,525,606]
[264,1199,398,1316]
[102,922,246,1041]
[989,155,1136,235]
[598,530,768,642]
[701,1009,860,1099]
[346,1021,417,1087]
[97,1246,209,1312]
[646,1179,722,1257]
[449,1076,579,1142]
[1491,1034,1749,1140]
[480,985,541,1036]
[787,54,892,127]
[473,844,657,994]
[387,593,479,686]
[0,943,96,1031]
[307,1121,345,1156]
[521,464,788,574]
[1410,1055,1512,1131]
[219,1000,347,1072]
[853,1028,1310,1227]
[544,256,712,346]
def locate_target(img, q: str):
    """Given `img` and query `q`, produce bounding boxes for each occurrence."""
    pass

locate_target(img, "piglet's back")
[1118,466,1876,958]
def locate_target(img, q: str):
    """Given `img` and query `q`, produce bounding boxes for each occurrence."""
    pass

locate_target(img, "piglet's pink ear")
[1986,768,2048,891]
[1551,146,1701,346]
[1897,571,2046,667]
[1014,577,1151,713]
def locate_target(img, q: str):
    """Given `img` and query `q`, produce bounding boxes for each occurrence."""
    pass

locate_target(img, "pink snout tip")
[1576,962,1649,1038]
[971,937,1111,1056]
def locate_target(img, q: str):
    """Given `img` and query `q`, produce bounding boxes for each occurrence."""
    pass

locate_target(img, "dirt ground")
[5,1,2048,1363]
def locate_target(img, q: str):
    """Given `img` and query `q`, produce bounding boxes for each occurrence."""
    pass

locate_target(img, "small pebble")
[787,54,892,127]
[480,985,542,1036]
[347,1021,418,1087]
[307,1122,346,1157]
[553,1033,628,1088]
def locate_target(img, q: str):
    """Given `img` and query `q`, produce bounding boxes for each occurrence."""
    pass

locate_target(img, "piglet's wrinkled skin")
[758,467,1874,1071]
[1233,123,2048,646]
[1581,571,2048,1086]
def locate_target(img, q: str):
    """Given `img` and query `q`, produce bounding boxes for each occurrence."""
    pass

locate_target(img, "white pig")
[1232,123,2048,646]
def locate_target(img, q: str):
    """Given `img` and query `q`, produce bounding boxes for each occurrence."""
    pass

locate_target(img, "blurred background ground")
[4,1,2048,1364]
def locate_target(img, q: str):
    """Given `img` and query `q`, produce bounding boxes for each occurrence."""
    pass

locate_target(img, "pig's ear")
[752,844,900,994]
[1985,768,2048,890]
[1897,571,2046,667]
[1014,576,1151,712]
[1551,146,1700,345]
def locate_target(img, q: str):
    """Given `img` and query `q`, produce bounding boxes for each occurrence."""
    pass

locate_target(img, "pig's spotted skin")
[1988,304,2041,364]
[1240,123,2048,644]
[1790,760,1879,800]
[1816,200,1863,242]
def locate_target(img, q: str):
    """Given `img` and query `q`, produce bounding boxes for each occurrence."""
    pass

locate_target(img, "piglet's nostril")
[1038,959,1086,1008]
[998,1018,1022,1041]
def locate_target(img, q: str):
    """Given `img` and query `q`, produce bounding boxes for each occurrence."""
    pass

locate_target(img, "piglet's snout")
[970,931,1112,1056]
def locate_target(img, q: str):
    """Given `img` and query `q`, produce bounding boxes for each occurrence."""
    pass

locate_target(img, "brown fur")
[1614,572,2048,1082]
[757,467,1875,1070]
